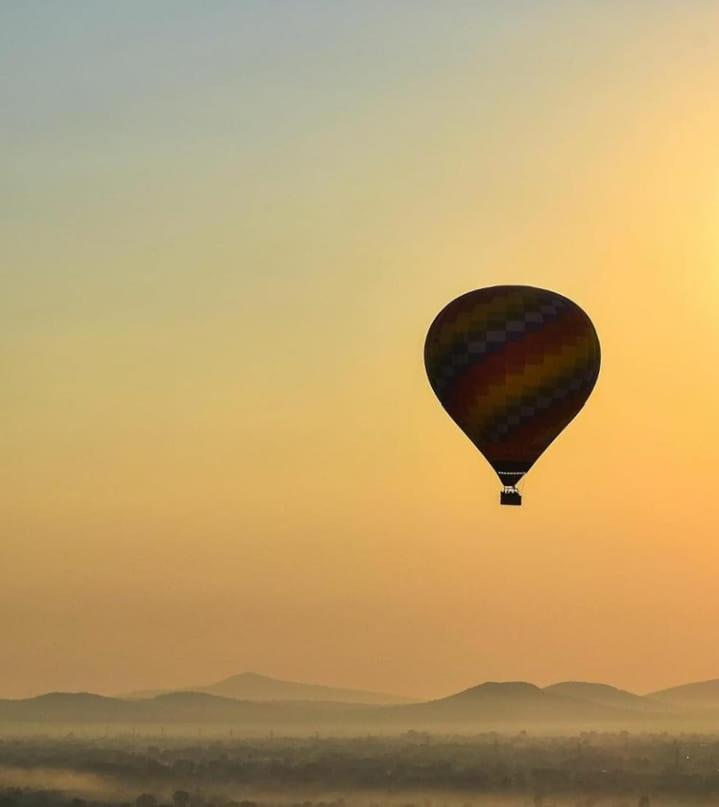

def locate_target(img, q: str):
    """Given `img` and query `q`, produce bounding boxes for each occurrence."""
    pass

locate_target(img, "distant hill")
[386,681,647,727]
[650,678,719,709]
[0,683,614,728]
[4,677,719,731]
[545,682,670,713]
[202,672,408,704]
[124,672,407,705]
[0,691,362,726]
[0,692,138,723]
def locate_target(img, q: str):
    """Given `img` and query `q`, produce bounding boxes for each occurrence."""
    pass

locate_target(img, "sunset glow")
[3,1,719,700]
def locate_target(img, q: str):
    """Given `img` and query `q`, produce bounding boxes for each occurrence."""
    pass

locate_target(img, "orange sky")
[3,2,719,699]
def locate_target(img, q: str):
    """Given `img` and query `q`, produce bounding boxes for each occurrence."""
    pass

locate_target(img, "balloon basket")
[500,487,522,506]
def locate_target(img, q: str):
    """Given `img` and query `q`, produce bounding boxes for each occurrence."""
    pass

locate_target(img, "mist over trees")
[3,732,719,807]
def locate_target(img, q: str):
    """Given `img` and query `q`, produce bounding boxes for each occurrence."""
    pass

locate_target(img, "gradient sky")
[3,1,719,700]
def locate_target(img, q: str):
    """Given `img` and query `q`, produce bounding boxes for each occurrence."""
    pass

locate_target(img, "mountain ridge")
[650,678,719,709]
[3,675,719,730]
[122,671,408,705]
[544,681,671,713]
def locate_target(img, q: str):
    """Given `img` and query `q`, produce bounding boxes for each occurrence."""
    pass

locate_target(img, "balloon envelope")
[424,285,600,504]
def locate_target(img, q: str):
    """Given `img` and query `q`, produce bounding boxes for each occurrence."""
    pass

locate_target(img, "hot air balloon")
[424,285,600,506]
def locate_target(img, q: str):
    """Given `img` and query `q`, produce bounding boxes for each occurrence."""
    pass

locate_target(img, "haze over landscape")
[5,2,719,805]
[3,672,719,733]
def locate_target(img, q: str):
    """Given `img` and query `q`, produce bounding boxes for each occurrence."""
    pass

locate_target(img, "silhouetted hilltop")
[124,671,407,705]
[0,691,359,725]
[0,692,136,722]
[202,671,407,704]
[388,681,642,726]
[450,681,544,700]
[650,678,719,709]
[3,677,719,730]
[545,681,669,712]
